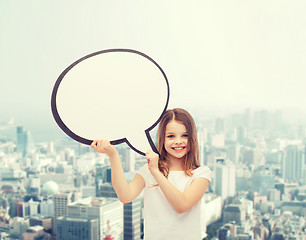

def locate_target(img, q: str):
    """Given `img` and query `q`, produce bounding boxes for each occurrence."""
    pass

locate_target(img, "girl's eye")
[183,134,188,138]
[167,135,174,138]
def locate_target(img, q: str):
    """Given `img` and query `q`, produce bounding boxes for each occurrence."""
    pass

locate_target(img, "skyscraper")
[214,159,236,200]
[118,147,135,172]
[281,145,305,183]
[215,118,226,134]
[16,126,34,157]
[95,164,112,196]
[123,196,142,240]
[53,193,72,234]
[197,124,208,166]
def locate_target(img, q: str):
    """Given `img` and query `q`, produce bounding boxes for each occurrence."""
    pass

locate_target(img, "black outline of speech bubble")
[51,49,170,156]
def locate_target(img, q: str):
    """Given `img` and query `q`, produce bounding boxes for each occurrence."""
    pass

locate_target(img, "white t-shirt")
[137,164,212,240]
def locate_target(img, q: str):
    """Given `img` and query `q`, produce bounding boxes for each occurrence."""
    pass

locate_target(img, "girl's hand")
[146,150,159,174]
[91,139,117,157]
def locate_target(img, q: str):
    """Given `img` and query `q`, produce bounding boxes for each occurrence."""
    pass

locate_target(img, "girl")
[91,108,211,240]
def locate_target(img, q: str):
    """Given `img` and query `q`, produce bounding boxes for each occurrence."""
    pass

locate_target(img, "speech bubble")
[51,49,169,156]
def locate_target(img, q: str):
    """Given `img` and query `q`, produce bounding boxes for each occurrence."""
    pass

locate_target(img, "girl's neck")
[167,157,184,171]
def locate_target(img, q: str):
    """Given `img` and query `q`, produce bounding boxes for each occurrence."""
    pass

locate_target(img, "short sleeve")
[136,163,149,181]
[192,166,212,182]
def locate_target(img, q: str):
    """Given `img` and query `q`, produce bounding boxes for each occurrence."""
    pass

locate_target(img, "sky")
[1,0,306,141]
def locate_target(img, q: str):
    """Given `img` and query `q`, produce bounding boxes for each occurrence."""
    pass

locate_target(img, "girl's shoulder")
[191,165,212,182]
[136,163,150,179]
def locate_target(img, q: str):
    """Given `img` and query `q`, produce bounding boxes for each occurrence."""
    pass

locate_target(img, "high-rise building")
[53,193,72,218]
[123,196,142,240]
[40,199,54,217]
[214,159,236,200]
[68,197,123,240]
[227,143,240,164]
[17,199,39,217]
[26,199,39,216]
[56,216,99,240]
[95,164,112,196]
[281,145,305,183]
[16,126,34,157]
[215,118,225,134]
[118,147,135,172]
[53,193,72,234]
[236,126,246,145]
[202,194,222,235]
[197,124,208,166]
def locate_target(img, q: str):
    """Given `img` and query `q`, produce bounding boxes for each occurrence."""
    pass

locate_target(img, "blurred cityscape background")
[1,1,306,239]
[0,107,305,240]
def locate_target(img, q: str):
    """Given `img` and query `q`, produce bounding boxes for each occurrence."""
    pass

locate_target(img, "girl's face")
[164,120,188,160]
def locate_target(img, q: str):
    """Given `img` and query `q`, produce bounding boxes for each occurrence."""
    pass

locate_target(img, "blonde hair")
[157,108,200,178]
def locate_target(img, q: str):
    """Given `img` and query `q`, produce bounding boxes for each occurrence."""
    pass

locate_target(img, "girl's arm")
[146,150,210,214]
[91,140,145,203]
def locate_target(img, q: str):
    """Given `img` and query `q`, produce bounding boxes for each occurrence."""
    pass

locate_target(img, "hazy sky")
[1,1,306,140]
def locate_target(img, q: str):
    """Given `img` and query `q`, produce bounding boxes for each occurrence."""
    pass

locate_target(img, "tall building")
[123,196,142,240]
[53,193,72,218]
[53,193,72,234]
[214,159,236,200]
[40,199,54,217]
[25,199,39,216]
[95,164,117,198]
[227,143,240,164]
[236,126,246,145]
[215,118,225,134]
[56,216,99,240]
[95,164,112,196]
[16,199,39,217]
[281,145,305,183]
[118,147,135,172]
[16,126,34,157]
[68,197,123,240]
[197,124,208,166]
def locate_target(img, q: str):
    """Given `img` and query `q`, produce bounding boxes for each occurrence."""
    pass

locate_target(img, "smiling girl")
[91,108,211,240]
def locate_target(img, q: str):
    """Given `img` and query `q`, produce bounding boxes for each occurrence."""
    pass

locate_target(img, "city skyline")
[0,103,305,239]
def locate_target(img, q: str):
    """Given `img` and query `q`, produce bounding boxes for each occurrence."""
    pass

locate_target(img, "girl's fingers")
[91,141,97,150]
[91,140,105,152]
